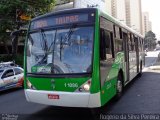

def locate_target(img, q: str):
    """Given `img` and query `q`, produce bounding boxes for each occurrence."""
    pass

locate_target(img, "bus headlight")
[83,84,90,91]
[27,80,36,90]
[77,79,91,92]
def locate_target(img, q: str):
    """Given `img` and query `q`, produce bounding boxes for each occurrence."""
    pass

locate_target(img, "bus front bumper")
[25,89,101,108]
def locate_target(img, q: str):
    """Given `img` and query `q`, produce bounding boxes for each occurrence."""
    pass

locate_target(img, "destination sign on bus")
[30,13,90,30]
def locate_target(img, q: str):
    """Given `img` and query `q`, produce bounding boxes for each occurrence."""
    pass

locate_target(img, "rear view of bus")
[24,8,101,108]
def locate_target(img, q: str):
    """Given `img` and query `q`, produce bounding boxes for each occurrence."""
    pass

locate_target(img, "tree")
[144,31,157,50]
[0,0,55,55]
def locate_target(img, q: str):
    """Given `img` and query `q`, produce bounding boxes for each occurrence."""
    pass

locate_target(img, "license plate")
[48,94,59,99]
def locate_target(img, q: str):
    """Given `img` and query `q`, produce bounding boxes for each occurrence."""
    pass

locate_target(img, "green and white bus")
[24,8,145,108]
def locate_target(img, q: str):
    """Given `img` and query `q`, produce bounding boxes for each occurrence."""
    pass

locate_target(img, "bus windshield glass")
[27,26,94,74]
[0,70,4,76]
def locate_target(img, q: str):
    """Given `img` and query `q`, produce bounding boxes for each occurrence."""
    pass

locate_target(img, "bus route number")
[64,83,78,88]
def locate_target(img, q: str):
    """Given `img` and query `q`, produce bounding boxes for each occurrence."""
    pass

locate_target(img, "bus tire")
[115,73,123,100]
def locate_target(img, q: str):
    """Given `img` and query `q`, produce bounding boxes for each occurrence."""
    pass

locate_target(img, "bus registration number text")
[64,83,78,88]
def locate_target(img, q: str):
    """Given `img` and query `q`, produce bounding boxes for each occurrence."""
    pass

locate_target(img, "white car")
[0,66,24,91]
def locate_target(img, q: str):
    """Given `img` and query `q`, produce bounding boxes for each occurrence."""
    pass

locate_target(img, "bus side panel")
[101,52,125,106]
[101,77,117,106]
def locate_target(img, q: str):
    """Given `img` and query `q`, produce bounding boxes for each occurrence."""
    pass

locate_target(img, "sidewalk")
[149,65,160,70]
[148,56,160,71]
[143,53,160,71]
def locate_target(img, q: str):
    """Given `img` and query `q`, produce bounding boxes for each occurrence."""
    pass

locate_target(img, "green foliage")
[26,0,56,16]
[144,31,157,50]
[0,0,56,54]
[14,54,24,67]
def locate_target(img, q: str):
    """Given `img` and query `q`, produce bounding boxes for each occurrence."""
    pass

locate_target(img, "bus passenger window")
[100,29,113,60]
[115,39,123,53]
[105,31,112,59]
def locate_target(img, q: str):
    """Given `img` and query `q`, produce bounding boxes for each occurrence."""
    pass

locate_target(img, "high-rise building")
[106,0,112,15]
[142,12,152,36]
[125,0,131,27]
[115,0,126,24]
[125,0,142,34]
[111,0,117,17]
[106,0,143,34]
[106,0,126,24]
[148,21,152,31]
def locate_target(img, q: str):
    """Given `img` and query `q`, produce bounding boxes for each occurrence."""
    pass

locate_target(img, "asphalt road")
[0,51,160,120]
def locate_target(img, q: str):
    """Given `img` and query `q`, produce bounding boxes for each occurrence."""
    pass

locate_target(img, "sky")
[141,0,160,39]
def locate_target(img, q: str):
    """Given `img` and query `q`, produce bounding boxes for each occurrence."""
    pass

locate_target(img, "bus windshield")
[0,70,4,76]
[27,26,94,74]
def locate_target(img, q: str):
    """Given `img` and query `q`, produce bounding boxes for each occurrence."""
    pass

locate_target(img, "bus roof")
[31,8,143,38]
[31,8,97,22]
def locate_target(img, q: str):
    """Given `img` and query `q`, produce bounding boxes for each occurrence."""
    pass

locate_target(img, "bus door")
[100,29,114,86]
[123,32,130,82]
[99,17,115,87]
[99,17,116,103]
[100,28,115,102]
[135,36,139,73]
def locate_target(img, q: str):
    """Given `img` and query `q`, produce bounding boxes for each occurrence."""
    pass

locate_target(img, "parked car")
[0,62,24,91]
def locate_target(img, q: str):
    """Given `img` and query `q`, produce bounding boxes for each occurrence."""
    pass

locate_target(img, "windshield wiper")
[59,24,77,61]
[35,24,76,72]
[36,29,49,64]
[41,29,48,51]
[64,24,77,45]
[51,30,58,73]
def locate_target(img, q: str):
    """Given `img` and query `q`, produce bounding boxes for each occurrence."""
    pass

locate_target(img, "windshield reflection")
[0,70,3,76]
[27,26,94,74]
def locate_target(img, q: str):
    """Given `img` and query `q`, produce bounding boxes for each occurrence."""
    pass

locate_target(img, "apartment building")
[106,0,112,15]
[106,0,126,24]
[127,0,142,34]
[148,21,152,32]
[142,12,152,36]
[106,0,143,34]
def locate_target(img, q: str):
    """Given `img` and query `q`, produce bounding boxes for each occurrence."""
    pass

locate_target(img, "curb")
[149,66,160,70]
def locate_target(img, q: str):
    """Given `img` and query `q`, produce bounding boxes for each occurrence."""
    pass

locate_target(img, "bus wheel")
[115,74,123,100]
